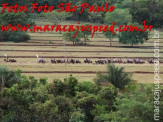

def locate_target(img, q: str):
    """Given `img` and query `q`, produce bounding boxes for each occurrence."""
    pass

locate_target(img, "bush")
[0,31,30,42]
[8,31,30,43]
[0,66,21,88]
[64,74,78,97]
[54,96,72,121]
[69,108,86,122]
[77,81,97,94]
[50,78,65,96]
[99,85,118,102]
[39,77,48,85]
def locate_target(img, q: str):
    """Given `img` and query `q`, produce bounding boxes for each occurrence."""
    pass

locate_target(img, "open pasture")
[0,31,163,83]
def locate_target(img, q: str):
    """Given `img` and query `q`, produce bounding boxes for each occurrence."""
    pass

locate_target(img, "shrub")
[64,74,78,97]
[50,78,65,96]
[8,31,30,43]
[39,77,48,85]
[0,65,21,88]
[99,85,118,102]
[77,81,97,94]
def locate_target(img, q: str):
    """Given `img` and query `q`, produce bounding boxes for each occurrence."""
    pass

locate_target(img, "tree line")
[0,64,161,121]
[0,0,162,44]
[0,0,162,27]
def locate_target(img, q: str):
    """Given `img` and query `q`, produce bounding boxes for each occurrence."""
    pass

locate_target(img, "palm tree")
[94,64,132,89]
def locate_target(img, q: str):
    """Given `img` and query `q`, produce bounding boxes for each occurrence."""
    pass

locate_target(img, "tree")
[110,84,154,122]
[129,0,163,28]
[40,10,70,36]
[39,77,48,85]
[119,23,149,47]
[105,8,132,26]
[54,96,72,121]
[103,31,116,47]
[69,108,86,122]
[80,24,92,45]
[64,74,78,96]
[94,64,133,90]
[0,0,38,6]
[104,8,132,46]
[63,31,83,45]
[88,12,103,23]
[77,81,97,94]
[0,12,33,42]
[29,99,58,121]
[115,0,132,8]
[49,78,65,96]
[76,94,97,121]
[41,10,71,25]
[99,85,118,104]
[0,66,21,88]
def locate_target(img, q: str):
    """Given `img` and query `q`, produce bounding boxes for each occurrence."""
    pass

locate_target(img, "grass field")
[0,28,163,83]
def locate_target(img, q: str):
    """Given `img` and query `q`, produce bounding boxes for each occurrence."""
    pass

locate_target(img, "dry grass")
[21,73,163,84]
[1,30,163,84]
[2,63,163,72]
[0,51,155,57]
[1,62,163,83]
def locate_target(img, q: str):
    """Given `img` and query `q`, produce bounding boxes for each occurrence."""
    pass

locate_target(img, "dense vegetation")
[0,12,33,42]
[0,0,162,43]
[0,0,162,121]
[0,65,162,122]
[1,0,162,28]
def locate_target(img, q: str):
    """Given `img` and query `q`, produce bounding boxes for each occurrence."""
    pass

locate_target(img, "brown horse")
[51,59,57,63]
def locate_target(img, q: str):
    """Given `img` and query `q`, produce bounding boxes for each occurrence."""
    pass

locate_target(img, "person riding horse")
[127,58,133,63]
[4,56,9,62]
[51,58,56,63]
[84,58,92,64]
[38,58,46,63]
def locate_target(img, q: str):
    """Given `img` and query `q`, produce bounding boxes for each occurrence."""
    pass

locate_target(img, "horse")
[38,58,46,63]
[76,60,81,64]
[95,59,107,64]
[70,59,75,64]
[56,59,62,63]
[4,58,10,62]
[4,58,16,62]
[110,58,120,63]
[10,59,17,62]
[134,59,145,64]
[127,58,134,63]
[84,58,92,64]
[51,59,57,63]
[107,59,112,63]
[148,59,154,64]
[160,61,163,64]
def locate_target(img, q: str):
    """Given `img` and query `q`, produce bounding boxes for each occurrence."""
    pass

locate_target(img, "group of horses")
[50,59,81,64]
[95,58,146,64]
[37,58,93,64]
[36,58,162,64]
[37,58,81,64]
[3,57,162,64]
[95,58,163,64]
[4,58,17,63]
